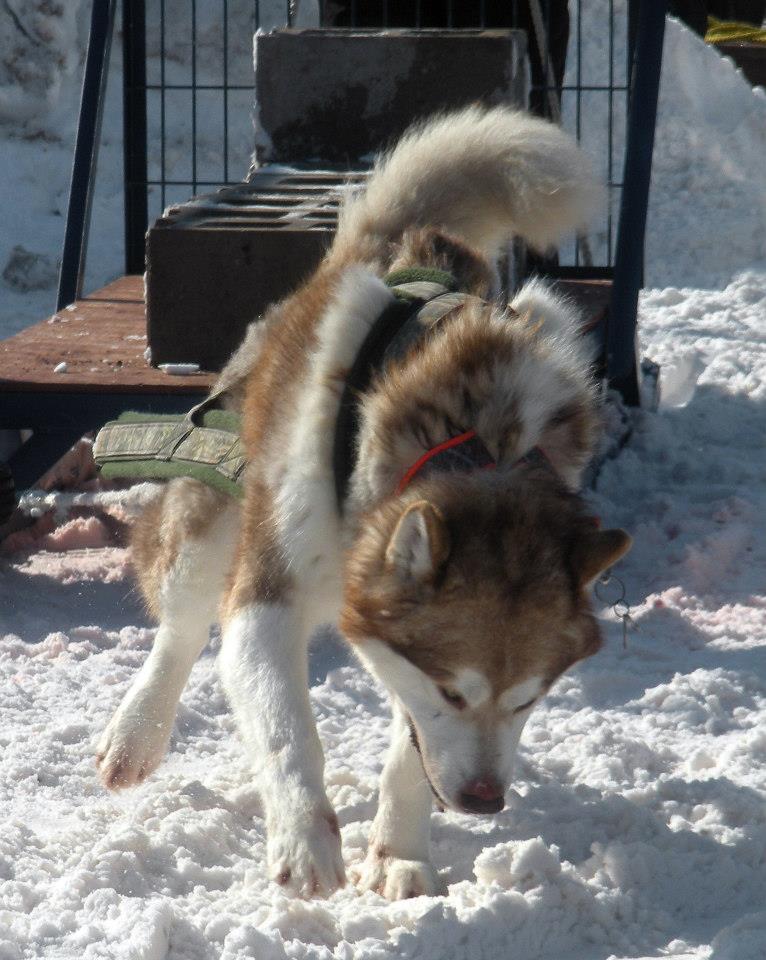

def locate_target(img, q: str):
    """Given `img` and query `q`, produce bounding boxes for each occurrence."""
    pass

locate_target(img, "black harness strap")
[333,270,468,511]
[332,296,416,511]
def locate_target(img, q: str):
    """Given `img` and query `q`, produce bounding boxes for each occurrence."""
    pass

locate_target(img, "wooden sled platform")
[0,276,213,489]
[1,274,612,491]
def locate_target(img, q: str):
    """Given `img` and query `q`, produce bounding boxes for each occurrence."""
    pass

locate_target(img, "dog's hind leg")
[96,479,238,789]
[357,703,444,899]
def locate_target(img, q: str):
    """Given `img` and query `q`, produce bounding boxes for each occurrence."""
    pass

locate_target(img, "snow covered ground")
[2,5,766,960]
[1,268,765,959]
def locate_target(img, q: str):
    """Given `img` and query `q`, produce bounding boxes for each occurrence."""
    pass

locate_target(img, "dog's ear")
[385,500,450,585]
[571,528,632,586]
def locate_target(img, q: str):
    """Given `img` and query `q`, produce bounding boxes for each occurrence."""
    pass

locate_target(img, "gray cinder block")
[146,169,364,370]
[253,28,527,165]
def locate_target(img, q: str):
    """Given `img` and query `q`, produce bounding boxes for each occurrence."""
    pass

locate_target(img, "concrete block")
[253,29,527,165]
[146,168,363,370]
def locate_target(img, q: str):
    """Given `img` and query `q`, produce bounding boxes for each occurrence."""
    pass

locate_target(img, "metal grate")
[121,1,636,274]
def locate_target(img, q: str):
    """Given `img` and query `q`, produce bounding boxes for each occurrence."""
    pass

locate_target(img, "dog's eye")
[514,698,537,714]
[438,687,467,710]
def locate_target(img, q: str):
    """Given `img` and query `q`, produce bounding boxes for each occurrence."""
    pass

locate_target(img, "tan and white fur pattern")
[96,107,631,900]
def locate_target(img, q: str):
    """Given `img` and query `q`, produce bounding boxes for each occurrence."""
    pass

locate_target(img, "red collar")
[397,431,553,494]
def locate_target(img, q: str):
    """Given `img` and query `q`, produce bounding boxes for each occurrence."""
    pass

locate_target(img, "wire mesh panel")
[138,2,294,224]
[563,1,631,268]
[125,0,636,273]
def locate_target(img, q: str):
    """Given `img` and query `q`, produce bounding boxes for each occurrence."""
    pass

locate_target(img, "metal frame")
[608,0,668,403]
[123,0,149,275]
[56,0,116,311]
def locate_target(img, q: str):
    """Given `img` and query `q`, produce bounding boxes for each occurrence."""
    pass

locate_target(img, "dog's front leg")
[219,601,345,897]
[358,703,445,899]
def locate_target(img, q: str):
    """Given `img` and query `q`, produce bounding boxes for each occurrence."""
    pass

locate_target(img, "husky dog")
[96,107,631,900]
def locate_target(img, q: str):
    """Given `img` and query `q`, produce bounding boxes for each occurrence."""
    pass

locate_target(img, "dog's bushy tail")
[332,105,603,262]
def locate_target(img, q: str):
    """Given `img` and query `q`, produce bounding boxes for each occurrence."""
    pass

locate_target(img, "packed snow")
[2,4,766,960]
[2,268,766,958]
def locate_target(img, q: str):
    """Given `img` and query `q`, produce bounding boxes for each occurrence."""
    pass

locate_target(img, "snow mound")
[647,18,766,288]
[0,0,88,127]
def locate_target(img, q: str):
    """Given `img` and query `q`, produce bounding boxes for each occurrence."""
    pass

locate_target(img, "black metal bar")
[544,0,551,118]
[223,0,230,185]
[145,82,629,92]
[123,0,149,275]
[160,0,167,212]
[142,84,260,90]
[575,0,582,266]
[607,0,615,265]
[191,0,198,194]
[628,0,641,69]
[609,0,667,405]
[57,0,117,310]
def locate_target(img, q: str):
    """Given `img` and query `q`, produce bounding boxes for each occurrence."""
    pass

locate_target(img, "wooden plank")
[80,275,144,301]
[0,273,613,396]
[552,278,612,334]
[0,275,215,394]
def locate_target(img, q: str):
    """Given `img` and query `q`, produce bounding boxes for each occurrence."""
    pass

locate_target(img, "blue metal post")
[57,0,117,311]
[608,0,667,405]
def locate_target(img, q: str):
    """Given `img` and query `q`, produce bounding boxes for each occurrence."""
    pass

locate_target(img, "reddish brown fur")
[224,228,502,615]
[223,262,353,612]
[341,470,628,696]
[222,477,293,618]
[131,227,500,621]
[387,228,494,297]
[358,299,598,479]
[239,263,343,459]
[131,478,229,618]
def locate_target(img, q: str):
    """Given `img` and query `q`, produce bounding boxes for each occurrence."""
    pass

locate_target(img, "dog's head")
[340,472,631,814]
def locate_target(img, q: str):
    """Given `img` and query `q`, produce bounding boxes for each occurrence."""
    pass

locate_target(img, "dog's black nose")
[459,778,504,814]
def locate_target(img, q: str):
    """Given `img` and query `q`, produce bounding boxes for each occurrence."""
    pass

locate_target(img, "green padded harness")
[93,405,246,498]
[93,267,472,500]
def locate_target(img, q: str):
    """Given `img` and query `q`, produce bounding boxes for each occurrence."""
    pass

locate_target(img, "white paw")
[267,805,346,898]
[95,688,175,790]
[357,851,444,900]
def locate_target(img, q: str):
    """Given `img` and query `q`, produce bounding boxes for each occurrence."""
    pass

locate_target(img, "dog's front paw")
[357,852,445,900]
[95,690,174,790]
[267,806,345,898]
